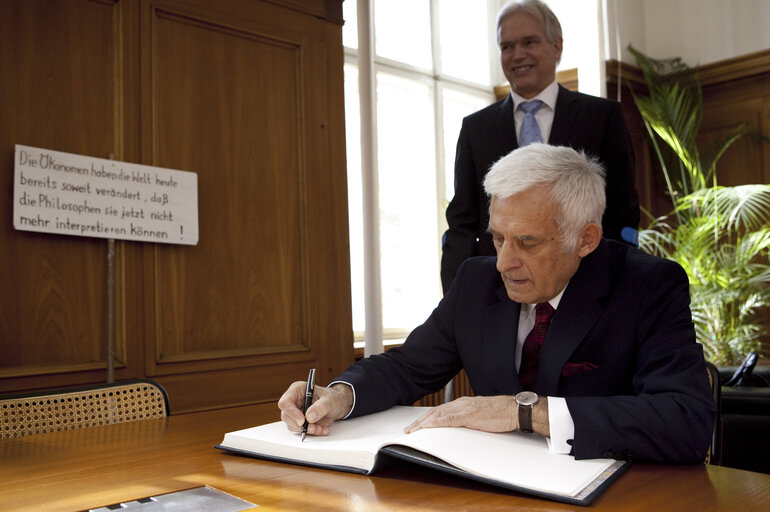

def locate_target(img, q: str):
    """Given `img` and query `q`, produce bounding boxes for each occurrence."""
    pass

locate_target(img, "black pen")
[301,368,316,442]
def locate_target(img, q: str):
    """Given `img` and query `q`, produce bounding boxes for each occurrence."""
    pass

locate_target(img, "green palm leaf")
[629,46,769,365]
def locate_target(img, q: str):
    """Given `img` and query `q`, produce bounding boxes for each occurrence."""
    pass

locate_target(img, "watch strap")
[519,402,533,433]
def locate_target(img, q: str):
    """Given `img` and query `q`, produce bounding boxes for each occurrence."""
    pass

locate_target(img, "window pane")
[441,88,493,205]
[344,64,365,334]
[343,0,358,50]
[438,0,492,84]
[376,71,440,331]
[374,0,432,69]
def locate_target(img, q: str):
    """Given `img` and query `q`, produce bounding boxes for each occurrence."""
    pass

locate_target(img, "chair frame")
[705,361,722,465]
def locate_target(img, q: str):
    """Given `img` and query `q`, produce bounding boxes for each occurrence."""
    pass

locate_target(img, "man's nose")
[511,44,526,60]
[496,242,522,272]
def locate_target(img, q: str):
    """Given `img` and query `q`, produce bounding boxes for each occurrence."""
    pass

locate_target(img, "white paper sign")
[13,144,198,245]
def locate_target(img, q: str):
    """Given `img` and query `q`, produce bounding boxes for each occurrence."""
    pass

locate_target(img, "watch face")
[516,391,538,406]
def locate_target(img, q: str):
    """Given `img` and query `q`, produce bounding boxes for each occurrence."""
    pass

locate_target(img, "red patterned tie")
[519,302,555,391]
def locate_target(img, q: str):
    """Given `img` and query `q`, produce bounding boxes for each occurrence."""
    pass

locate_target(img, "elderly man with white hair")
[280,144,714,464]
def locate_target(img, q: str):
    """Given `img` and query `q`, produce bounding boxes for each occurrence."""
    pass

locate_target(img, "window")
[344,1,497,350]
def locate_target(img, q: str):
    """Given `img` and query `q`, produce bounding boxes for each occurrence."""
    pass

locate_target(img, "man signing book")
[278,144,715,464]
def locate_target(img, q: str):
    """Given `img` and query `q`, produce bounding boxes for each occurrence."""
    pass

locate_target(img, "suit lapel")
[482,285,520,394]
[549,85,578,146]
[496,95,519,152]
[536,240,611,395]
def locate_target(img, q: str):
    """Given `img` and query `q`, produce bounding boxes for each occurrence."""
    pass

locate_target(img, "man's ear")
[577,223,602,257]
[553,36,564,61]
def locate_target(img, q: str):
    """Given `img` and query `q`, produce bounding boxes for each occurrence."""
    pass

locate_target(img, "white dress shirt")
[517,287,575,454]
[512,80,559,144]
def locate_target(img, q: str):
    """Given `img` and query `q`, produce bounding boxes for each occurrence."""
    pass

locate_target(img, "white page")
[220,406,429,471]
[392,426,614,497]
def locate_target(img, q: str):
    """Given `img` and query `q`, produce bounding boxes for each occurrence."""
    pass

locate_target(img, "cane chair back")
[0,380,169,439]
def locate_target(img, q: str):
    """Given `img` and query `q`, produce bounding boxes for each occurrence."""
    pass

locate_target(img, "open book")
[216,406,628,506]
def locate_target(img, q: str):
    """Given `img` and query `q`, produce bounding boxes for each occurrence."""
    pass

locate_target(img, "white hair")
[483,144,606,250]
[497,0,563,46]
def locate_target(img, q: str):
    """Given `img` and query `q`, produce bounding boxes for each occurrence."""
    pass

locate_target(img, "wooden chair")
[705,361,722,465]
[0,379,170,439]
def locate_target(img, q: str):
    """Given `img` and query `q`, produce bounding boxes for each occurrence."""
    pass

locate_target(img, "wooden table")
[2,403,769,511]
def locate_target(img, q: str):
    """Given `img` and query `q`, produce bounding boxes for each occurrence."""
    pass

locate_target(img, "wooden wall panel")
[698,51,770,187]
[133,0,352,410]
[700,99,765,187]
[0,0,136,387]
[148,8,308,364]
[1,0,351,412]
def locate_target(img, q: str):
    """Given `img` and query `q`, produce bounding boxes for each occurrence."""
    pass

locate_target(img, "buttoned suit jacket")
[337,239,715,463]
[441,86,641,292]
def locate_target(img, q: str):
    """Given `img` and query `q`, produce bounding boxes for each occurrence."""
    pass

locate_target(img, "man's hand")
[404,396,518,434]
[405,395,551,436]
[277,381,354,437]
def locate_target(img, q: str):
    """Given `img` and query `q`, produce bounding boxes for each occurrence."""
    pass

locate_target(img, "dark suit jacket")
[337,240,716,463]
[441,86,641,292]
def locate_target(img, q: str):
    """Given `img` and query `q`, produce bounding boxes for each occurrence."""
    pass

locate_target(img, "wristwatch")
[515,391,539,433]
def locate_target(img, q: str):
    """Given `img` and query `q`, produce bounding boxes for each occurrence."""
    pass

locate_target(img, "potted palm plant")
[627,46,770,366]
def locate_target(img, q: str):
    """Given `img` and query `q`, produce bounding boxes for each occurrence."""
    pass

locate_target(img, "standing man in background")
[441,0,640,292]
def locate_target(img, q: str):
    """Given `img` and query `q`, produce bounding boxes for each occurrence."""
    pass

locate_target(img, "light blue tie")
[518,100,544,146]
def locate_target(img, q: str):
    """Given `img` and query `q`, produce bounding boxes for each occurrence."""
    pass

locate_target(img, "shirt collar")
[520,283,568,316]
[511,80,559,111]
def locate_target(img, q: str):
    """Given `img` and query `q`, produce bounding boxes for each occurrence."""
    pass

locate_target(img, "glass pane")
[344,63,365,333]
[438,0,491,84]
[441,88,493,206]
[374,0,432,69]
[547,0,592,73]
[376,71,440,331]
[343,0,358,50]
